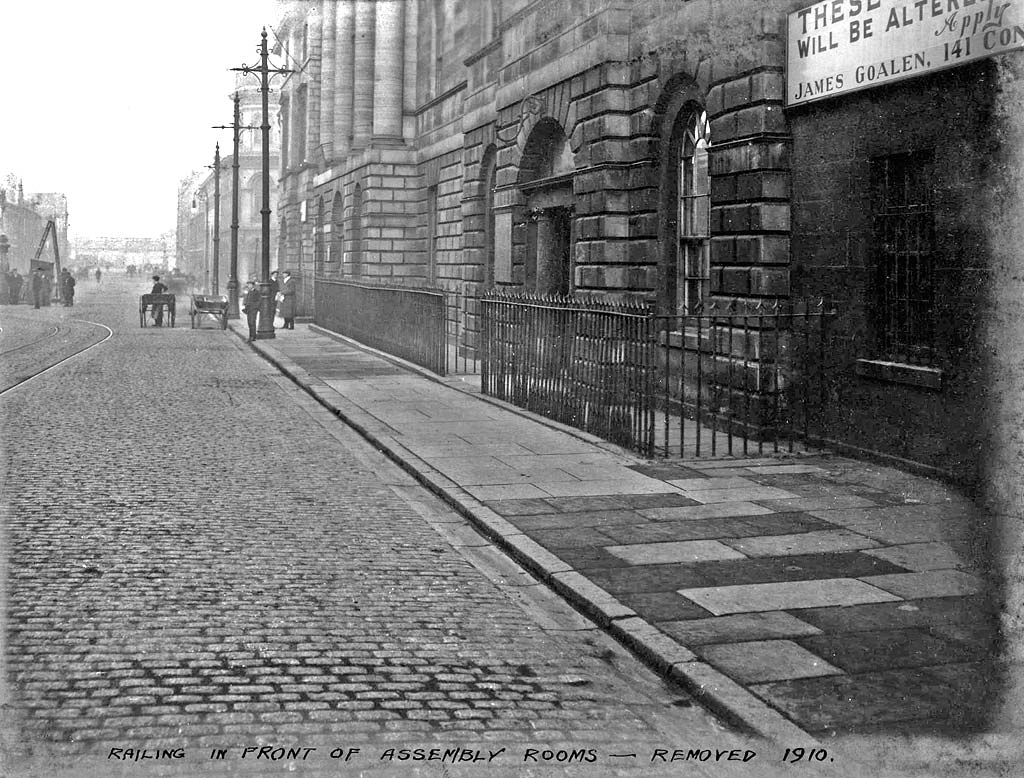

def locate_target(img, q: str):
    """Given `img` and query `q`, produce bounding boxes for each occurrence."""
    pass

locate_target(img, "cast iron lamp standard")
[231,29,292,340]
[213,93,258,319]
[212,143,223,295]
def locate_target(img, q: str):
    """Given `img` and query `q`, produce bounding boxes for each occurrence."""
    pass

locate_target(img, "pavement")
[227,317,1003,743]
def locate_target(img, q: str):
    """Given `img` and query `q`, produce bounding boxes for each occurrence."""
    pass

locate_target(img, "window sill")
[855,359,942,390]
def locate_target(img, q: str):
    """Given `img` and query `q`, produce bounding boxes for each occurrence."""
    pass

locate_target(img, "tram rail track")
[0,317,113,397]
[0,322,63,359]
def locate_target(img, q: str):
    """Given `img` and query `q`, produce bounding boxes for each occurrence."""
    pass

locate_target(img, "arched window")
[674,107,711,314]
[350,184,363,276]
[331,191,344,270]
[519,118,574,296]
[426,185,439,285]
[314,195,325,272]
[481,144,497,288]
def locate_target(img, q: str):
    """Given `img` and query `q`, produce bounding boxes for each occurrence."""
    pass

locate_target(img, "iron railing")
[481,293,657,452]
[652,298,834,458]
[314,279,447,375]
[479,292,835,458]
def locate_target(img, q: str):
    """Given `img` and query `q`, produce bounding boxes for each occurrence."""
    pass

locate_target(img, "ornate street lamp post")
[213,93,257,319]
[232,29,291,339]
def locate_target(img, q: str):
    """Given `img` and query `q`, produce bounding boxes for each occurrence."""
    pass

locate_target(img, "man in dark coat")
[61,269,76,306]
[41,270,52,306]
[150,275,168,326]
[30,268,45,309]
[278,270,296,329]
[8,270,23,304]
[242,279,260,341]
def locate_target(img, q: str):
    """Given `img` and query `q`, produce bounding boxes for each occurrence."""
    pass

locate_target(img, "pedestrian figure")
[278,270,296,329]
[150,275,168,326]
[95,268,102,284]
[265,270,280,330]
[41,271,52,306]
[30,268,45,309]
[61,269,76,306]
[242,279,260,341]
[8,270,23,304]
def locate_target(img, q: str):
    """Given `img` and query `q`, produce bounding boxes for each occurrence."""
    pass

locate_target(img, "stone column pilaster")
[352,0,376,149]
[372,0,405,142]
[334,0,355,160]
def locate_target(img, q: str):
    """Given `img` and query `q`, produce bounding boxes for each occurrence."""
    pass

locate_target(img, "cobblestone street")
[0,279,762,778]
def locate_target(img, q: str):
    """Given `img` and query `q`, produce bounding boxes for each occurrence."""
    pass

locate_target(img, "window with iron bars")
[678,109,711,315]
[870,150,936,365]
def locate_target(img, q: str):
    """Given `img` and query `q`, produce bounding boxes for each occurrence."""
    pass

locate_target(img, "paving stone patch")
[860,570,986,599]
[540,546,632,571]
[792,595,993,634]
[605,540,747,565]
[863,541,970,571]
[929,620,1000,652]
[638,502,776,521]
[614,592,713,622]
[665,477,760,490]
[540,495,636,513]
[659,612,822,645]
[689,551,909,587]
[587,564,716,595]
[523,526,619,549]
[626,464,707,479]
[743,465,829,475]
[613,492,703,510]
[798,627,985,673]
[537,479,682,497]
[844,517,972,544]
[722,529,880,558]
[738,512,834,535]
[483,498,558,516]
[507,509,646,531]
[678,578,902,615]
[696,640,842,684]
[749,667,953,733]
[681,486,802,504]
[758,495,880,512]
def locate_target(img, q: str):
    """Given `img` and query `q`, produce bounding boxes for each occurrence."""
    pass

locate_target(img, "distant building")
[73,235,172,271]
[176,77,281,295]
[0,183,69,275]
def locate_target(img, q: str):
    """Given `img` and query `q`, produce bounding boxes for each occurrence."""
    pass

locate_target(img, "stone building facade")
[274,0,1024,482]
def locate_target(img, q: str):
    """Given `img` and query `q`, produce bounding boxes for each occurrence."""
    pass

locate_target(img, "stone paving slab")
[236,321,1003,740]
[722,529,880,558]
[678,579,902,615]
[696,639,842,683]
[606,540,747,565]
[659,612,824,646]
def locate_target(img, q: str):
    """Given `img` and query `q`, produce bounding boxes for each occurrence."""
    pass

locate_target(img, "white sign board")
[787,0,1024,106]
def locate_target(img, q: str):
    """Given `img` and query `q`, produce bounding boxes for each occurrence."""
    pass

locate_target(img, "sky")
[1,0,288,240]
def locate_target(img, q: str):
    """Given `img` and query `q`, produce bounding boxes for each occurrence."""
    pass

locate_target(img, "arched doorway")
[518,118,574,296]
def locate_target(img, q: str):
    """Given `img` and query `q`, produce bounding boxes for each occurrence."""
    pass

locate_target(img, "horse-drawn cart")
[190,294,229,329]
[139,293,176,327]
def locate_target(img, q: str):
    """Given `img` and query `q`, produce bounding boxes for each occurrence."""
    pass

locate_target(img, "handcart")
[139,294,176,327]
[190,294,229,329]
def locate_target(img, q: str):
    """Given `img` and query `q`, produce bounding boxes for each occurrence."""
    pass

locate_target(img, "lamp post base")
[256,281,276,339]
[226,279,240,320]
